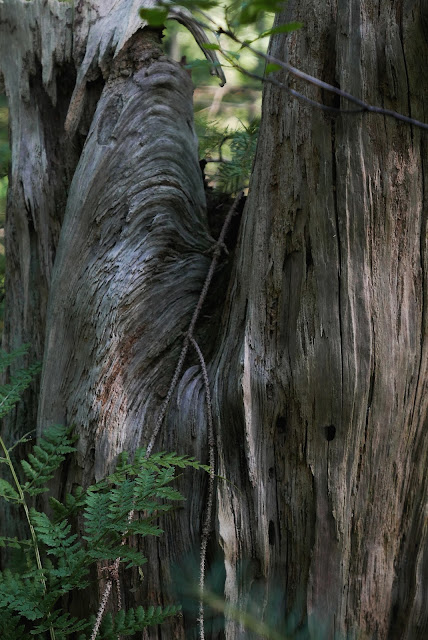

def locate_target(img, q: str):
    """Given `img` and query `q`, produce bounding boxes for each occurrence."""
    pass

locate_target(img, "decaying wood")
[0,0,77,440]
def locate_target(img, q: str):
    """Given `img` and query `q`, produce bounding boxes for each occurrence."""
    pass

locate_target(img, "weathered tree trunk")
[212,1,427,638]
[0,0,77,432]
[0,0,223,635]
[1,0,427,639]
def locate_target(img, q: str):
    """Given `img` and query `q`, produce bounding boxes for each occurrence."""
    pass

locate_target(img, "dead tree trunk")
[0,0,427,639]
[212,1,427,639]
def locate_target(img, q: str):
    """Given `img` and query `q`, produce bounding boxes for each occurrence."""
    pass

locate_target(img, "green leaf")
[259,22,303,38]
[265,62,282,74]
[139,7,168,27]
[0,478,20,502]
[184,58,220,71]
[202,43,221,51]
[0,536,32,549]
[237,0,286,26]
[0,346,42,420]
[20,425,76,496]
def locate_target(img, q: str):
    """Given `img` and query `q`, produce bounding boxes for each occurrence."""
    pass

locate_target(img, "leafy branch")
[152,0,428,132]
[196,115,259,193]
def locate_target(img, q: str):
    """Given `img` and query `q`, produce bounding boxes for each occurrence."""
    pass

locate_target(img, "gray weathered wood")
[213,1,427,638]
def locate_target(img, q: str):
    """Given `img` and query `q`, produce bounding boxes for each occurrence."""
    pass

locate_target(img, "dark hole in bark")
[276,416,287,434]
[276,416,288,436]
[391,601,399,625]
[268,520,276,546]
[268,466,275,480]
[323,424,336,441]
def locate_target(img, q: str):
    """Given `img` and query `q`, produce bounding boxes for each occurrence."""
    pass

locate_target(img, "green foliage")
[97,605,181,640]
[21,425,76,496]
[197,115,260,193]
[0,344,41,420]
[226,0,286,28]
[216,119,259,192]
[0,350,207,639]
[139,6,169,26]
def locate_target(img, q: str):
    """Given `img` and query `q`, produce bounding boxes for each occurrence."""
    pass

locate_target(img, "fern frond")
[21,425,76,496]
[133,448,209,472]
[83,491,111,541]
[87,544,147,569]
[97,604,181,639]
[30,509,79,553]
[107,479,135,522]
[0,477,20,502]
[0,536,32,550]
[0,569,46,621]
[49,485,86,521]
[124,519,164,539]
[30,610,91,637]
[0,344,41,420]
[0,608,28,640]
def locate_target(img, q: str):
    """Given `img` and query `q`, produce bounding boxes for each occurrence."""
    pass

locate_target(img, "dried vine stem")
[90,192,245,639]
[90,579,113,640]
[229,36,428,129]
[190,336,216,640]
[145,190,244,458]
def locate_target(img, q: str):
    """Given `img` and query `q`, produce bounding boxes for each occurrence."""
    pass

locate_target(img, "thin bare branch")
[190,336,215,640]
[182,10,428,131]
[145,190,244,458]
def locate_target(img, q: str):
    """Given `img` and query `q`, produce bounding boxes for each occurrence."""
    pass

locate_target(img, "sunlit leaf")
[139,7,168,27]
[259,22,303,38]
[265,62,282,74]
[202,43,221,50]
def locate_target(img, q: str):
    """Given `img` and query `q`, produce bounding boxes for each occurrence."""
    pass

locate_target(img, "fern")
[0,348,208,638]
[31,611,92,639]
[21,424,77,496]
[95,605,182,640]
[0,344,41,420]
[0,429,199,639]
[216,119,259,193]
[196,115,260,194]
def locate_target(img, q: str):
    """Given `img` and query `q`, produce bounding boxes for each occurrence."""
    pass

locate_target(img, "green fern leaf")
[0,345,42,420]
[30,610,91,636]
[0,536,32,549]
[83,491,111,541]
[0,478,20,502]
[21,425,76,496]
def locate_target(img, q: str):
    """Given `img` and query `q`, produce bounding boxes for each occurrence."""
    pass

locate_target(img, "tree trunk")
[212,1,427,638]
[1,0,427,639]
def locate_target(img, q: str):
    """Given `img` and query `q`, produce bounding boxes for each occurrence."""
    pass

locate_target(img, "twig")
[230,33,428,130]
[186,11,428,131]
[190,337,215,640]
[145,190,244,458]
[90,578,113,640]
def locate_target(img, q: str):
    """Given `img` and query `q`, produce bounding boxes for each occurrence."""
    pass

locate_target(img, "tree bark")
[0,0,427,639]
[212,1,427,638]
